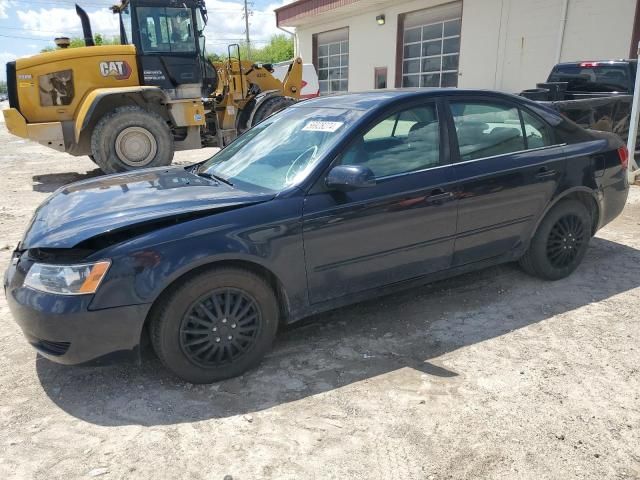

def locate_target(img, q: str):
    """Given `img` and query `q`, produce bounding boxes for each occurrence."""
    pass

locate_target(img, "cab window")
[136,7,196,53]
[120,6,133,45]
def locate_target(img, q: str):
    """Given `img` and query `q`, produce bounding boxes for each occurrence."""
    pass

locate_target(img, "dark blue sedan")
[4,90,629,383]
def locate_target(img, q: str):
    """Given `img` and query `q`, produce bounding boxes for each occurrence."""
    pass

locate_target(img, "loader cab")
[115,0,212,98]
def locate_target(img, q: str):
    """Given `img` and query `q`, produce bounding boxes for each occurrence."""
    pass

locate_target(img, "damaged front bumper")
[4,250,150,365]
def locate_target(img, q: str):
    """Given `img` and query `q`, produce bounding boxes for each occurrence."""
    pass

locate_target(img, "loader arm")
[280,58,304,100]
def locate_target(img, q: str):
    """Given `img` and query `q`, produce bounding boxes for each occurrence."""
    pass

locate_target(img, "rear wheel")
[519,200,592,280]
[91,106,174,174]
[150,267,279,383]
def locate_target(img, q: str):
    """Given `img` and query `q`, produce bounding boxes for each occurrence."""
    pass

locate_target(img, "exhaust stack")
[75,4,95,47]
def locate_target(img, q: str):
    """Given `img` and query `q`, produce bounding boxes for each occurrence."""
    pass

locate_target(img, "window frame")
[310,98,451,192]
[442,96,562,164]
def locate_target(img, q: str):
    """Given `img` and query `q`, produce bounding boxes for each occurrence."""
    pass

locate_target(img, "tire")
[235,99,256,134]
[91,106,174,174]
[519,200,592,280]
[88,154,97,165]
[250,95,296,127]
[150,267,279,383]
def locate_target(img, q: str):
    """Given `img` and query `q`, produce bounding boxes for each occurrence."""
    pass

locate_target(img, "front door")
[302,102,458,304]
[447,98,566,266]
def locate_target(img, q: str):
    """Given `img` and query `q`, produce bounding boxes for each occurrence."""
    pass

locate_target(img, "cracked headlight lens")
[24,261,111,295]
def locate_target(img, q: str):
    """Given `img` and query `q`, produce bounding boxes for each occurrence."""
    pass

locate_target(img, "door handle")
[535,166,557,179]
[426,188,454,204]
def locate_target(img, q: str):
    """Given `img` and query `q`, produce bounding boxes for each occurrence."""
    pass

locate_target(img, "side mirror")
[325,165,376,191]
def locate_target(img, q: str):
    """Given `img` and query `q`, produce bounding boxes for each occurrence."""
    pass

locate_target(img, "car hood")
[22,167,273,249]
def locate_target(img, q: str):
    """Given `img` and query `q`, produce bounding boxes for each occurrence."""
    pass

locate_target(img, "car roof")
[294,88,535,111]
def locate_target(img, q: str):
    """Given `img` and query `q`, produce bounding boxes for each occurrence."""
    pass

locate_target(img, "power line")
[10,0,275,13]
[0,33,54,42]
[0,25,78,35]
[15,0,118,9]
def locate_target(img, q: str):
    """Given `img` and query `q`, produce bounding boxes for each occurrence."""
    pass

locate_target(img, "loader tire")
[91,106,174,174]
[251,96,296,126]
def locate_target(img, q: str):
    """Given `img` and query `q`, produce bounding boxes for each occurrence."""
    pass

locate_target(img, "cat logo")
[99,61,132,80]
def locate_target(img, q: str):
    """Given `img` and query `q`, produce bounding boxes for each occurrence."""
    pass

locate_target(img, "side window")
[121,7,133,44]
[341,105,440,178]
[521,110,552,149]
[451,102,525,161]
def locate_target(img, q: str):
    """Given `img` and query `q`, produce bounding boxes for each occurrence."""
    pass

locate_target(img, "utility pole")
[627,41,640,184]
[243,0,251,60]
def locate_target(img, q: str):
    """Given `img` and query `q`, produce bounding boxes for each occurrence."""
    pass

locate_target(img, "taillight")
[580,61,599,67]
[617,146,629,170]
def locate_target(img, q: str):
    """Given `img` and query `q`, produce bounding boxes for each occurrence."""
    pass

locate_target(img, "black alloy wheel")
[179,288,261,368]
[545,214,586,269]
[150,267,279,383]
[519,199,592,280]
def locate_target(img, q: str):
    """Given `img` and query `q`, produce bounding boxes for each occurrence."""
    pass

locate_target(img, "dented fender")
[74,86,168,143]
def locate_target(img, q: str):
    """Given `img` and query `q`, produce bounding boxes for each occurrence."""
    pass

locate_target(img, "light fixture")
[376,14,385,25]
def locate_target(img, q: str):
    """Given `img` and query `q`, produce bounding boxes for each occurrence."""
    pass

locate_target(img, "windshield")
[136,6,196,53]
[548,64,631,92]
[198,107,362,192]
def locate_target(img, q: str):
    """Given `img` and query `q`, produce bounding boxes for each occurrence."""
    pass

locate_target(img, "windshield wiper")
[197,170,234,186]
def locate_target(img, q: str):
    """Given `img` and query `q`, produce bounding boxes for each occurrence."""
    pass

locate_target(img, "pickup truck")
[547,60,637,97]
[521,60,638,147]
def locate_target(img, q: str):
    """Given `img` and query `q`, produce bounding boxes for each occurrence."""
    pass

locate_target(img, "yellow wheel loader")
[2,0,303,173]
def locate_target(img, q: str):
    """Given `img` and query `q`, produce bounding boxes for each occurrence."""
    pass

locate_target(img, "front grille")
[29,339,71,356]
[6,61,19,109]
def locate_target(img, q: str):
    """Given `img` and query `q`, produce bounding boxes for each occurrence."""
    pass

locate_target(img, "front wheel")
[519,200,592,280]
[91,106,174,174]
[150,268,279,383]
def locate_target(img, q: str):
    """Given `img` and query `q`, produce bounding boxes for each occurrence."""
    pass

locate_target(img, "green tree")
[207,52,225,63]
[209,35,294,64]
[93,33,119,46]
[254,34,294,63]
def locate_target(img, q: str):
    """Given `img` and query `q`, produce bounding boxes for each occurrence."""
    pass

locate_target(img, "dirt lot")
[0,102,639,479]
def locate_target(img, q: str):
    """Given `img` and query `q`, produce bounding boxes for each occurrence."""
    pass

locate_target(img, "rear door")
[446,97,566,266]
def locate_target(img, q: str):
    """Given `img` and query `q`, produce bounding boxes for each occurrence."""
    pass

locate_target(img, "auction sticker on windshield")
[302,121,344,132]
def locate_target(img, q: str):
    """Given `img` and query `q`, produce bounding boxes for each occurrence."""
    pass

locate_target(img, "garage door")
[401,2,462,88]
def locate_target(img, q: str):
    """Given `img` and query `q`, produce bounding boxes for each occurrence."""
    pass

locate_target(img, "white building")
[275,0,639,94]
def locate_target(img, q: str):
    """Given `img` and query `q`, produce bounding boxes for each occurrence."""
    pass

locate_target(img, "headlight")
[24,260,111,295]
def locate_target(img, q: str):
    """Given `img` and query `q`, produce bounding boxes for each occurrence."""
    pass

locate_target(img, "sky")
[0,0,292,81]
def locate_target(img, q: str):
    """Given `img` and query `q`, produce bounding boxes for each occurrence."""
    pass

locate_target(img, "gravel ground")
[0,102,639,479]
